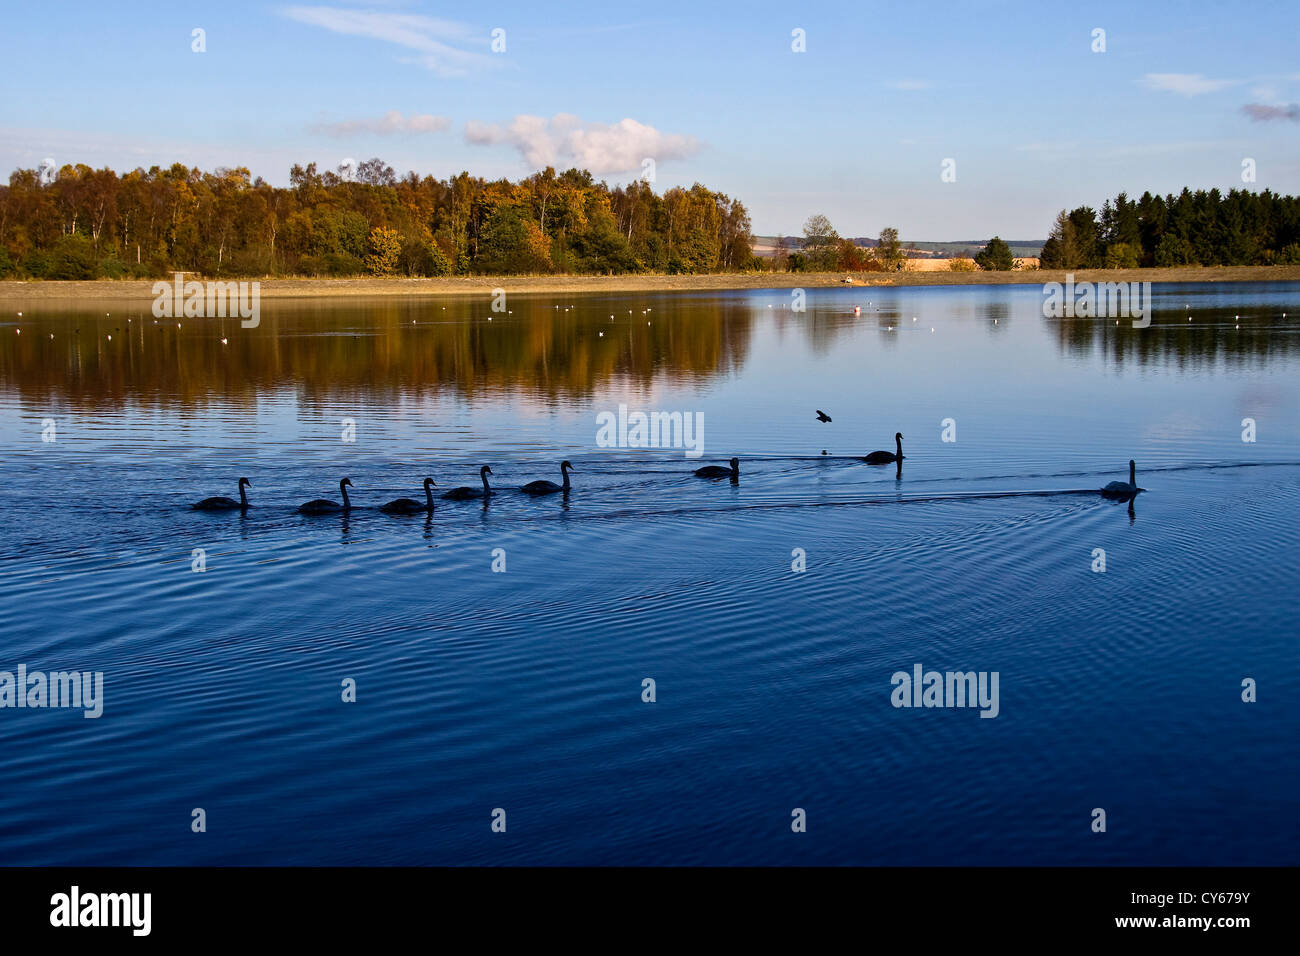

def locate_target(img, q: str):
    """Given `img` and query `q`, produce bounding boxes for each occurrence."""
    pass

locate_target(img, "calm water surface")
[1,282,1297,865]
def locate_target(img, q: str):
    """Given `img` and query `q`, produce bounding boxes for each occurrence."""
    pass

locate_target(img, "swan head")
[561,460,574,473]
[729,457,739,469]
[238,477,250,487]
[423,477,436,489]
[340,477,353,489]
[481,466,493,477]
[895,432,904,442]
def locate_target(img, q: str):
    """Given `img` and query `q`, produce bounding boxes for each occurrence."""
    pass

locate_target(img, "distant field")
[751,236,1046,258]
[3,265,1298,301]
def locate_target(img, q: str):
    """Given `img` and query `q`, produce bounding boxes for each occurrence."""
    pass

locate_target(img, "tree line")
[1041,188,1300,269]
[0,160,758,279]
[772,215,907,272]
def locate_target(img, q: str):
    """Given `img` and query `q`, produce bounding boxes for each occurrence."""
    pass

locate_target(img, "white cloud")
[1142,73,1237,96]
[282,6,492,77]
[464,114,702,174]
[312,110,451,137]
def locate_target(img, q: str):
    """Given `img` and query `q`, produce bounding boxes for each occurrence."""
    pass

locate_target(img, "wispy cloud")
[311,110,451,137]
[1242,103,1300,122]
[282,6,492,77]
[1142,73,1237,96]
[464,114,702,175]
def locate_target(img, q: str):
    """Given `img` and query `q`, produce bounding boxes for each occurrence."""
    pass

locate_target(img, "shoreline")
[1,265,1298,301]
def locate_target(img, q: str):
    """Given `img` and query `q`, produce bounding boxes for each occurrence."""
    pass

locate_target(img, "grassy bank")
[1,265,1298,301]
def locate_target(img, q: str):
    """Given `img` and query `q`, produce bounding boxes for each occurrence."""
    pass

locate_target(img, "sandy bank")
[1,265,1297,302]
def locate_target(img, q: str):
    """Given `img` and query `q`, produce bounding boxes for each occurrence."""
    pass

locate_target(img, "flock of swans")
[192,430,1144,514]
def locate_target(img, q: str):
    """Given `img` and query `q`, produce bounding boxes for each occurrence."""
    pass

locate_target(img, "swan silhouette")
[1101,460,1144,499]
[695,457,739,478]
[299,478,353,514]
[381,478,436,513]
[522,461,574,495]
[442,466,494,500]
[193,477,250,510]
[864,433,904,464]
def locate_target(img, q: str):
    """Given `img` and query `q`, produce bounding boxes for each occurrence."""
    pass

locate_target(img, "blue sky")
[2,0,1297,238]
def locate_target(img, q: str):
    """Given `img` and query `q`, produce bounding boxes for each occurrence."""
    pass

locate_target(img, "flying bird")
[815,410,832,423]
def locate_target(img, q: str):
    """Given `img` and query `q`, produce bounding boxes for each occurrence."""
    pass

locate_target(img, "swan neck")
[341,483,350,507]
[425,485,434,509]
[239,483,248,507]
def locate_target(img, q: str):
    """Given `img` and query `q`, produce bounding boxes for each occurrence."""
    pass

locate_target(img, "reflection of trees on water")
[4,296,1294,411]
[1049,311,1299,370]
[0,297,757,409]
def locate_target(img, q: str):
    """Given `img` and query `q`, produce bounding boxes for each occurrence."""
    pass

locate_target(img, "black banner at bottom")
[0,866,1285,941]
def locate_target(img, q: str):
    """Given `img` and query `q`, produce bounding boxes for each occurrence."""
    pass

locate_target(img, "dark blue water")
[1,282,1297,864]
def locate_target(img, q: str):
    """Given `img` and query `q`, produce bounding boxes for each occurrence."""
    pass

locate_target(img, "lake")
[0,281,1297,865]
